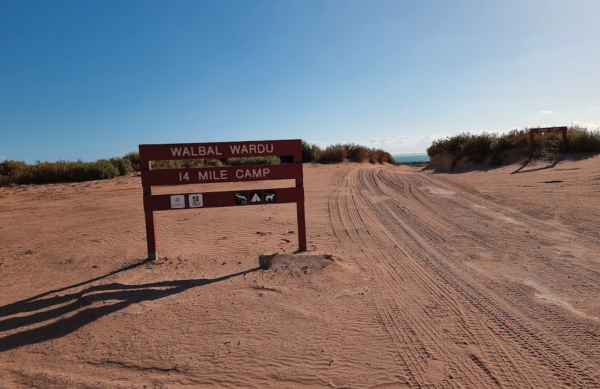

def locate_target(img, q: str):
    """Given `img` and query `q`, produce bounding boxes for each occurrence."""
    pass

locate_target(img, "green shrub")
[300,141,323,162]
[31,160,72,183]
[376,149,396,164]
[346,143,369,163]
[310,144,322,162]
[146,156,279,170]
[0,160,28,177]
[368,151,379,164]
[181,159,205,168]
[123,151,140,171]
[72,160,120,181]
[460,134,493,163]
[429,132,515,167]
[301,141,323,162]
[315,143,395,165]
[493,137,516,152]
[204,159,224,167]
[225,156,280,166]
[109,157,133,176]
[152,160,181,169]
[427,125,600,168]
[0,156,133,186]
[318,144,346,163]
[0,159,82,184]
[568,128,600,152]
[0,160,30,184]
[426,139,448,157]
[533,148,551,159]
[505,129,530,145]
[446,134,471,154]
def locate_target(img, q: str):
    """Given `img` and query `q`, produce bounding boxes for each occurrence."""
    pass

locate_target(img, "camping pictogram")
[250,191,263,203]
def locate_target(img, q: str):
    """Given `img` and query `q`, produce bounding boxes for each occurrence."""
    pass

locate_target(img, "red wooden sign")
[140,139,306,260]
[529,126,568,157]
[141,164,302,186]
[139,140,301,161]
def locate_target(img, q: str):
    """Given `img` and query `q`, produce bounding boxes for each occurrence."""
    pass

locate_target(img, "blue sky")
[1,0,599,161]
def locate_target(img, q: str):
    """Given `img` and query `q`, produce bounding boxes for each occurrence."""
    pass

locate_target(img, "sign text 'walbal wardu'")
[140,140,306,260]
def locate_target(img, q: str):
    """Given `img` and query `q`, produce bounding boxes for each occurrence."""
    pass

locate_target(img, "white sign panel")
[189,193,203,208]
[170,195,185,209]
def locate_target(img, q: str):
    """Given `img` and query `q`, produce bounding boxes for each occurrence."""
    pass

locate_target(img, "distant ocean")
[393,154,430,163]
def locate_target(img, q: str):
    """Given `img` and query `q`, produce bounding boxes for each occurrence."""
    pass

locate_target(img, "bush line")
[426,125,600,168]
[0,142,396,186]
[301,141,396,165]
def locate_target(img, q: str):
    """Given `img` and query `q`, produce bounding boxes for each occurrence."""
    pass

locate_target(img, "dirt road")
[328,164,600,388]
[0,158,599,388]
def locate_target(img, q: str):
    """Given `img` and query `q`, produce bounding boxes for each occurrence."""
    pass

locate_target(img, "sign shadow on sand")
[0,260,259,352]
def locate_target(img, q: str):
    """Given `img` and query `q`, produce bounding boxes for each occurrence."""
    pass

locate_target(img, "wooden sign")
[141,164,303,186]
[530,127,566,134]
[139,140,301,161]
[139,139,306,260]
[529,127,568,157]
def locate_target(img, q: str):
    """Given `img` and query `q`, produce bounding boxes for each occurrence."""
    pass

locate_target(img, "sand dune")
[1,156,599,388]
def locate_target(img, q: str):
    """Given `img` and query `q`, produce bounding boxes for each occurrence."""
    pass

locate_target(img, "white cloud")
[589,106,599,112]
[572,120,600,129]
[540,110,555,114]
[0,156,6,161]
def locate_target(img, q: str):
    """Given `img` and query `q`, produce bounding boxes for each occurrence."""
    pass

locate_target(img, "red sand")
[1,156,599,388]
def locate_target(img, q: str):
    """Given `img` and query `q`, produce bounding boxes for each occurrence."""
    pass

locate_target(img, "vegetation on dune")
[318,144,347,163]
[426,125,600,168]
[225,156,280,166]
[0,158,129,186]
[301,140,322,162]
[301,141,396,165]
[0,154,285,186]
[142,155,281,170]
[568,128,600,152]
[0,141,396,186]
[4,126,596,186]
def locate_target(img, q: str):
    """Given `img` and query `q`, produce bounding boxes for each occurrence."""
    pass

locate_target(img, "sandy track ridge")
[328,166,600,388]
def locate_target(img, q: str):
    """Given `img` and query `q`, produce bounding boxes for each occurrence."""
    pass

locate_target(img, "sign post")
[139,140,306,260]
[529,126,568,158]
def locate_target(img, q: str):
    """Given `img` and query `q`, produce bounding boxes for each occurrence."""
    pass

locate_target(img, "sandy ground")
[1,155,599,388]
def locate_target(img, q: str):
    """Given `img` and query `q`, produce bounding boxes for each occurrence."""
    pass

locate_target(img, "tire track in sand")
[376,169,600,363]
[328,166,600,388]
